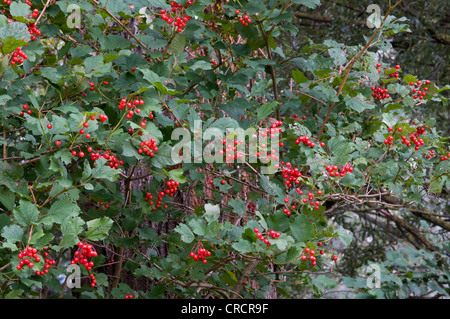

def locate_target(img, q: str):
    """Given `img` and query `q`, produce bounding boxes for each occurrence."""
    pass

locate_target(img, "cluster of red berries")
[278,162,325,215]
[325,163,354,178]
[260,120,284,139]
[71,241,98,287]
[292,114,307,121]
[400,133,424,151]
[221,138,245,162]
[300,244,338,266]
[145,180,179,211]
[118,97,144,118]
[383,126,403,146]
[247,202,256,212]
[189,242,211,264]
[124,294,134,299]
[371,86,390,100]
[19,104,32,116]
[299,190,322,209]
[253,228,280,247]
[410,80,430,100]
[257,120,284,164]
[235,10,251,26]
[90,150,125,169]
[137,137,159,157]
[159,1,194,33]
[300,247,320,266]
[8,47,28,66]
[281,163,302,188]
[295,135,319,148]
[16,246,56,276]
[383,126,426,151]
[27,22,41,41]
[31,8,39,18]
[376,63,401,78]
[426,149,450,161]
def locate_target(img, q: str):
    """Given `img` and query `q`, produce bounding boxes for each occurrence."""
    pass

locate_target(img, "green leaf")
[43,197,81,225]
[85,217,113,241]
[335,225,353,247]
[84,54,104,74]
[290,214,314,242]
[0,94,12,105]
[292,69,308,84]
[228,198,246,215]
[257,101,277,121]
[92,158,120,182]
[13,200,39,227]
[204,203,220,223]
[344,94,375,113]
[167,168,187,183]
[139,68,161,84]
[312,275,338,290]
[174,223,194,243]
[232,239,253,253]
[291,0,321,9]
[0,187,15,210]
[168,34,186,54]
[188,218,206,236]
[1,224,24,244]
[10,2,31,18]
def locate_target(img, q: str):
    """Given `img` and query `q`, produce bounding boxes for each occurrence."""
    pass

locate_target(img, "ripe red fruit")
[47,124,52,129]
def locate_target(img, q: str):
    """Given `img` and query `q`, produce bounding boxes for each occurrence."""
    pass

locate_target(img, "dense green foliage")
[0,0,448,299]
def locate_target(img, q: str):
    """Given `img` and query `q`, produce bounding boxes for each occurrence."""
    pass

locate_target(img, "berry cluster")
[145,180,179,211]
[247,202,256,212]
[71,241,98,287]
[383,126,426,151]
[294,135,324,148]
[189,242,211,264]
[124,294,134,299]
[300,247,318,266]
[90,150,125,169]
[118,97,144,116]
[27,22,41,41]
[281,163,302,188]
[137,138,159,157]
[8,47,28,66]
[412,125,426,137]
[410,80,430,101]
[221,138,245,162]
[376,63,401,78]
[426,149,450,161]
[325,163,354,178]
[371,86,390,100]
[300,244,338,267]
[16,246,56,276]
[298,190,322,211]
[235,10,251,26]
[159,1,194,33]
[278,162,326,215]
[292,114,307,121]
[256,120,284,164]
[19,104,32,116]
[253,228,280,247]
